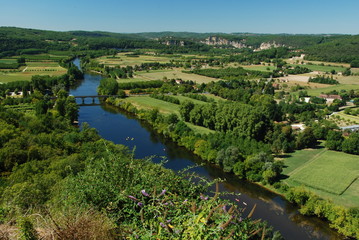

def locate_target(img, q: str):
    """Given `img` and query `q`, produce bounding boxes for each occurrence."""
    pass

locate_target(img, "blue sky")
[0,0,358,34]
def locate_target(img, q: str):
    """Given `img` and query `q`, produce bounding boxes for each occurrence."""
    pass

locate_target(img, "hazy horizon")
[1,0,358,35]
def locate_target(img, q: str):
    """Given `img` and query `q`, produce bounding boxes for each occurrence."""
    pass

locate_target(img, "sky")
[0,0,358,34]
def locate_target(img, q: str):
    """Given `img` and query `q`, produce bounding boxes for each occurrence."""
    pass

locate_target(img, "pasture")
[282,147,359,207]
[96,53,174,67]
[289,64,347,73]
[305,84,359,96]
[241,65,277,72]
[136,69,219,84]
[0,61,67,83]
[123,96,214,135]
[336,75,359,85]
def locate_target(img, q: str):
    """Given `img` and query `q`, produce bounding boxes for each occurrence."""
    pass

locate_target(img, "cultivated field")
[286,59,351,68]
[305,84,359,96]
[333,111,359,125]
[0,61,67,83]
[240,65,277,72]
[135,69,219,84]
[0,54,68,83]
[289,64,347,73]
[336,75,359,85]
[96,53,174,67]
[282,147,359,207]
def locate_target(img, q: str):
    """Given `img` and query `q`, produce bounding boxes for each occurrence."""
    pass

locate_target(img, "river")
[70,59,341,240]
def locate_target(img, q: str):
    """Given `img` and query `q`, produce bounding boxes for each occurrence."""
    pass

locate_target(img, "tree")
[296,127,317,149]
[179,100,194,122]
[65,96,79,123]
[325,130,343,151]
[342,132,359,155]
[98,78,118,95]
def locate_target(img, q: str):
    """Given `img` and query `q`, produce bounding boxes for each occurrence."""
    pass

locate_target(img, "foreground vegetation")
[0,101,280,239]
[1,26,359,238]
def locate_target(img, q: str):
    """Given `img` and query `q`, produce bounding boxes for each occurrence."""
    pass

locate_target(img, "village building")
[319,94,342,104]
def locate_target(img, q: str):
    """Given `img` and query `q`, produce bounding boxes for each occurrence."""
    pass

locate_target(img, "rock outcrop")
[201,36,247,48]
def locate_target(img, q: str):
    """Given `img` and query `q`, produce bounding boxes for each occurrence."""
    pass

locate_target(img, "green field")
[336,75,359,85]
[0,59,17,64]
[96,53,175,67]
[289,64,347,73]
[282,147,359,207]
[0,61,67,83]
[125,96,180,114]
[136,69,219,84]
[241,65,277,72]
[335,112,359,125]
[123,96,214,135]
[305,84,359,96]
[172,95,209,105]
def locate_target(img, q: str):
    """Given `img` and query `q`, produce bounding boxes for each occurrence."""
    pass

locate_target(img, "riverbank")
[104,96,358,239]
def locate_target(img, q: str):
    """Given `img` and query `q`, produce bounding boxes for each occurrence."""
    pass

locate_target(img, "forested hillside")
[304,35,359,63]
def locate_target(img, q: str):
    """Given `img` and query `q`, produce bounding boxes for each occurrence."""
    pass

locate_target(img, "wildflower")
[160,222,166,228]
[141,189,150,197]
[168,224,174,229]
[159,189,166,196]
[128,195,138,201]
[200,194,208,200]
[137,202,143,207]
[182,199,188,204]
[243,202,247,206]
[222,205,227,213]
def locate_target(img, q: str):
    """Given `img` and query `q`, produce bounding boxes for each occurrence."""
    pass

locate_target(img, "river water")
[70,59,341,240]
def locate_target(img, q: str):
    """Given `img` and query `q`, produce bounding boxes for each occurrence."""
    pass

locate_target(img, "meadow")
[305,84,359,96]
[96,53,175,67]
[282,147,359,207]
[240,65,277,72]
[135,69,219,84]
[0,61,67,83]
[123,95,214,135]
[289,64,347,73]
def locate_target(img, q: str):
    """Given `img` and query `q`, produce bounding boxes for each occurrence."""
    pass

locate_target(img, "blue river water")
[70,59,341,240]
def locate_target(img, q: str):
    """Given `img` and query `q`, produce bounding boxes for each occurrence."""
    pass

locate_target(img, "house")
[175,79,183,84]
[272,83,280,89]
[319,94,342,104]
[291,123,305,131]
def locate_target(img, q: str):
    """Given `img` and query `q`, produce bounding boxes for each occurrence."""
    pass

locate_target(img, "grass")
[136,69,219,84]
[241,65,277,72]
[335,112,359,124]
[172,95,209,105]
[125,96,180,115]
[336,75,359,85]
[96,53,175,67]
[304,84,359,96]
[0,61,67,83]
[0,59,17,64]
[289,64,347,73]
[123,95,215,134]
[282,146,359,207]
[286,59,351,68]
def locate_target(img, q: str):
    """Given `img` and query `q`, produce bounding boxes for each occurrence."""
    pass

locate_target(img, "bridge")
[50,95,120,104]
[73,95,119,104]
